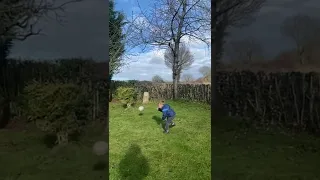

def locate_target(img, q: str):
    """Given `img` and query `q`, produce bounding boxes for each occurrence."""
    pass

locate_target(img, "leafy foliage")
[109,0,126,77]
[115,87,137,107]
[22,82,91,144]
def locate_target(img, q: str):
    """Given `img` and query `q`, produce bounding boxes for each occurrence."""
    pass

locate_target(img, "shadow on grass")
[93,160,107,171]
[152,116,162,125]
[43,134,57,148]
[152,116,164,130]
[119,144,149,180]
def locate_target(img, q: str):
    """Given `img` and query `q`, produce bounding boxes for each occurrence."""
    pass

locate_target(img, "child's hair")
[159,100,165,104]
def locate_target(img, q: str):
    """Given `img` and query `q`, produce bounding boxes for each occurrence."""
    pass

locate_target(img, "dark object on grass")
[93,161,107,171]
[119,144,149,179]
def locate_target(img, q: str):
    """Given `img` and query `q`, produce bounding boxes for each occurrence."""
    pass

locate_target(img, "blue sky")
[112,0,211,81]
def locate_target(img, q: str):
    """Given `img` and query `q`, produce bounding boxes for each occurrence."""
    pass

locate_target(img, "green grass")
[212,118,320,179]
[1,100,320,180]
[109,100,211,180]
[0,126,108,180]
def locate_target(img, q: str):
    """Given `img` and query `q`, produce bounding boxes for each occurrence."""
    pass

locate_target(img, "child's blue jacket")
[160,104,176,120]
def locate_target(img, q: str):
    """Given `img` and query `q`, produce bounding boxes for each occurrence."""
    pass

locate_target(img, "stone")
[142,92,149,104]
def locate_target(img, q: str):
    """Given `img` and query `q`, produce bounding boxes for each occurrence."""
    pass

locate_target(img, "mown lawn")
[0,100,211,180]
[109,100,211,180]
[0,123,108,180]
[1,100,320,180]
[212,118,320,179]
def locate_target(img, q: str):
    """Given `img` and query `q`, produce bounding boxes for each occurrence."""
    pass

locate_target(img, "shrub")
[22,81,91,145]
[115,87,137,108]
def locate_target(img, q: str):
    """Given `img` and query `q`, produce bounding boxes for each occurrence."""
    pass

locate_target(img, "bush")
[22,81,91,145]
[115,87,137,108]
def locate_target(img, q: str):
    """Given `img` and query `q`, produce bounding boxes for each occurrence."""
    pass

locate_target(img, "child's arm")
[162,113,167,120]
[161,106,169,120]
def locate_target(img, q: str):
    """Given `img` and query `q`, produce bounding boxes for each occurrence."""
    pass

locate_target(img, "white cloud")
[180,33,211,49]
[113,37,211,81]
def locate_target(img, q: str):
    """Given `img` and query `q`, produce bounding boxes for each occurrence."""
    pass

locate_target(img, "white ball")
[93,141,108,156]
[138,106,144,111]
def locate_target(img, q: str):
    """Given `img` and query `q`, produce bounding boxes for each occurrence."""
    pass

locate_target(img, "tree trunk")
[0,42,11,129]
[171,1,187,100]
[172,49,179,100]
[172,74,179,100]
[0,98,10,128]
[298,46,305,65]
[108,76,113,102]
[212,3,228,119]
[105,75,111,133]
[177,71,181,83]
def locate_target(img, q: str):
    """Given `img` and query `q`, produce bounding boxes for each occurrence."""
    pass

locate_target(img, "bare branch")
[0,0,82,41]
[181,73,194,82]
[129,0,210,49]
[164,42,194,71]
[226,37,264,63]
[281,14,320,65]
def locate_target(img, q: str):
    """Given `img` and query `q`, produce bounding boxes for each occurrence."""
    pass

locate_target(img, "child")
[158,100,176,134]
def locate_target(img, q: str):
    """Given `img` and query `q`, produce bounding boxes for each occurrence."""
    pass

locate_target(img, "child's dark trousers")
[164,115,175,132]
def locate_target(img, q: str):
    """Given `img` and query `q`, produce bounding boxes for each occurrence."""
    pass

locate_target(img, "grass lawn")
[0,124,108,180]
[109,100,211,180]
[1,100,320,180]
[212,118,320,179]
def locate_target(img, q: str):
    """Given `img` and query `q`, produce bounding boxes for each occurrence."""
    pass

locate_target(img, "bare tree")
[281,14,320,65]
[130,0,210,99]
[152,75,165,83]
[0,0,81,128]
[199,65,210,77]
[199,65,211,83]
[164,42,194,82]
[211,0,265,115]
[211,0,266,61]
[181,73,194,82]
[226,37,263,63]
[0,0,81,41]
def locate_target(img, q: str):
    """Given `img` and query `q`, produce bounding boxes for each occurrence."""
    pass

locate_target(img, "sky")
[8,0,320,81]
[9,0,108,61]
[112,0,211,81]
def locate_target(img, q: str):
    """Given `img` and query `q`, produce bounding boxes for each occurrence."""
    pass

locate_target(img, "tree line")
[222,14,320,68]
